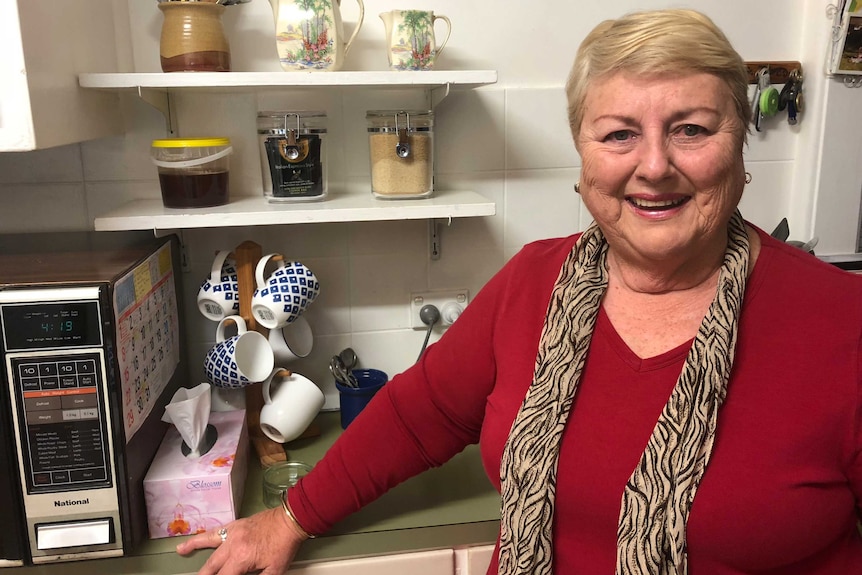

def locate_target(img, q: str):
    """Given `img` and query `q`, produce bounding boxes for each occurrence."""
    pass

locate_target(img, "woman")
[179,9,862,574]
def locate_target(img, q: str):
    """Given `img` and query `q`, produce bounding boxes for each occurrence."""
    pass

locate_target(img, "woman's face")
[575,72,746,266]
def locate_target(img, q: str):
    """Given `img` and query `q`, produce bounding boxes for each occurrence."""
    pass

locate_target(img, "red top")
[290,227,862,573]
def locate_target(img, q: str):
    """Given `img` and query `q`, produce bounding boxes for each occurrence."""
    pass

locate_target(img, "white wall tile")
[347,219,427,256]
[435,171,505,253]
[504,168,582,253]
[434,89,506,174]
[738,160,796,237]
[350,329,435,383]
[505,87,579,170]
[0,184,88,232]
[80,94,168,182]
[85,181,161,224]
[0,144,82,184]
[349,253,428,332]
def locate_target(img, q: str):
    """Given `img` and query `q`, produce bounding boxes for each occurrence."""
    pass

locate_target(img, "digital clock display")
[1,302,101,351]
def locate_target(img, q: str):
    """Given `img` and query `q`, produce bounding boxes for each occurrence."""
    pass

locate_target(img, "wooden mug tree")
[232,240,319,468]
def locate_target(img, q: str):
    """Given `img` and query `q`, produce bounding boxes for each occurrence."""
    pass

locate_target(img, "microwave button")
[75,361,95,374]
[21,378,40,392]
[62,410,81,421]
[40,377,59,390]
[32,473,51,486]
[38,364,57,377]
[36,519,112,550]
[70,468,106,482]
[78,374,96,387]
[51,471,70,484]
[25,397,61,412]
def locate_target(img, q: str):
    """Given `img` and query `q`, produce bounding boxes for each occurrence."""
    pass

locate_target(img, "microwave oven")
[0,232,187,565]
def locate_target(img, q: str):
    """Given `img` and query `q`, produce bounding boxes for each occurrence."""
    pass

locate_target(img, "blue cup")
[335,368,388,429]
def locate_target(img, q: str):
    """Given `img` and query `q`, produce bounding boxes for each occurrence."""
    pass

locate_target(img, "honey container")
[366,110,433,199]
[151,138,232,209]
[257,111,328,203]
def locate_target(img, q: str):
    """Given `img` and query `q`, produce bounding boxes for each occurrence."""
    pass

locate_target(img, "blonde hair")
[566,9,750,140]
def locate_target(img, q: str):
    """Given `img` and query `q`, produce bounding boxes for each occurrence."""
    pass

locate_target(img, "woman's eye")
[679,124,705,137]
[606,130,633,142]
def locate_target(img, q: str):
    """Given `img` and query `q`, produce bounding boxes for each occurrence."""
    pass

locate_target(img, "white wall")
[0,0,857,408]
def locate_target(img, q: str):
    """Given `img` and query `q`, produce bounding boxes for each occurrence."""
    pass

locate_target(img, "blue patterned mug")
[251,254,321,330]
[196,250,240,321]
[204,316,274,389]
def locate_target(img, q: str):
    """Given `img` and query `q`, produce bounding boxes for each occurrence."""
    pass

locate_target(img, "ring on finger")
[218,527,228,543]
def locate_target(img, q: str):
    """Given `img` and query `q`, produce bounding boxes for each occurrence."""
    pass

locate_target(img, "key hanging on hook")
[778,69,804,125]
[754,67,778,132]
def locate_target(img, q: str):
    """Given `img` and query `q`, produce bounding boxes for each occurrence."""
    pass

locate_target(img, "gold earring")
[745,172,752,184]
[574,182,581,194]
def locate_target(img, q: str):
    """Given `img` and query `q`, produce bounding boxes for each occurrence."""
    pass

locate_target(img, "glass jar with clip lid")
[366,110,434,199]
[257,111,328,202]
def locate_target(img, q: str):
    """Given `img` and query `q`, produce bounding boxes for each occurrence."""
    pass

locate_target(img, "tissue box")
[144,410,249,539]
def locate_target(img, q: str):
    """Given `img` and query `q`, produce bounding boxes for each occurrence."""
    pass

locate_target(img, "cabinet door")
[288,549,454,575]
[0,0,122,151]
[454,544,495,575]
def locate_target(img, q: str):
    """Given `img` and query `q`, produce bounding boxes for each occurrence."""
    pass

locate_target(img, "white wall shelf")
[78,70,498,90]
[79,70,497,130]
[94,190,496,232]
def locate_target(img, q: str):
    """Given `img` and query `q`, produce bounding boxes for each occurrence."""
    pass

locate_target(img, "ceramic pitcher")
[158,2,231,72]
[380,9,451,71]
[269,0,364,71]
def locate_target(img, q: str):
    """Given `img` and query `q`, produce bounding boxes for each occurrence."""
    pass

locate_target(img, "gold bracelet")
[281,491,316,539]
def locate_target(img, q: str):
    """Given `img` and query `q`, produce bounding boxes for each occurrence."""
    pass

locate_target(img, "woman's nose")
[635,137,673,182]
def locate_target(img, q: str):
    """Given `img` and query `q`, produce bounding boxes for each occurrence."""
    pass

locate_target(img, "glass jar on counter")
[257,111,328,202]
[366,110,433,199]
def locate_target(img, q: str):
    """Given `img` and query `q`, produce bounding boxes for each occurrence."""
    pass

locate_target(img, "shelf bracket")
[137,87,177,135]
[428,217,451,260]
[429,83,452,109]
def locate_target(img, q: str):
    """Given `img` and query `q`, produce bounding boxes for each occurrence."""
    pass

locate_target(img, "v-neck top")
[291,226,862,574]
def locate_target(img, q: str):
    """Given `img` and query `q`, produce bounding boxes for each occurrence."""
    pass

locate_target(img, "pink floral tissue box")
[144,410,249,539]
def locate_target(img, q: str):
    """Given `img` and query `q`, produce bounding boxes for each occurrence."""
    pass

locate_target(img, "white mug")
[268,315,313,365]
[251,254,321,330]
[203,316,274,389]
[197,250,240,321]
[259,369,325,443]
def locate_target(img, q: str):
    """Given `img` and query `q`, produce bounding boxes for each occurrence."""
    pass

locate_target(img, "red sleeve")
[851,328,862,521]
[287,250,519,535]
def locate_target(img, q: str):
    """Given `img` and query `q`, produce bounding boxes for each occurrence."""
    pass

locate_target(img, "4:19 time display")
[42,320,75,334]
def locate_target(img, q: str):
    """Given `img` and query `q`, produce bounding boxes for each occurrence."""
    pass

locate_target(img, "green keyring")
[759,87,779,117]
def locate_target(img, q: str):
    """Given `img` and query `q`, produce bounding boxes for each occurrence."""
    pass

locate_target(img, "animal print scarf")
[498,210,750,575]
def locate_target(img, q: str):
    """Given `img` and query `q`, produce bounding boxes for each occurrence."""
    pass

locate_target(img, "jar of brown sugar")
[366,110,433,199]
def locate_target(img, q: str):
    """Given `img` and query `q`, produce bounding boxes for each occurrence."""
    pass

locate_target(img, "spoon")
[339,347,358,371]
[329,355,356,388]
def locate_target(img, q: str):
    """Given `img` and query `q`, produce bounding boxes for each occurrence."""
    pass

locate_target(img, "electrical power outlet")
[410,290,469,330]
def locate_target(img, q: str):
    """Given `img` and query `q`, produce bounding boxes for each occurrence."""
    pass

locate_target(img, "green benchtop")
[8,412,500,575]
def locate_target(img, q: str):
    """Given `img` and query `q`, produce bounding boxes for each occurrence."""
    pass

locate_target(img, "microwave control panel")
[9,353,111,494]
[0,292,123,562]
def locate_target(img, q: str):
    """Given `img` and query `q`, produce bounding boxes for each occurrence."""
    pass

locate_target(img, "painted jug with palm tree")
[380,10,451,71]
[269,0,364,71]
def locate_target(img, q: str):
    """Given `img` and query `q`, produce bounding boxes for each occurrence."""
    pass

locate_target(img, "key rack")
[745,61,803,85]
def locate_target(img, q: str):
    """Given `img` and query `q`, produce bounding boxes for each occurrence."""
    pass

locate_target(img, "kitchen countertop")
[6,411,500,574]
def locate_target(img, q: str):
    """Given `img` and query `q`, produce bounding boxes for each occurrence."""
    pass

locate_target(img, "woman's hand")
[176,506,305,575]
